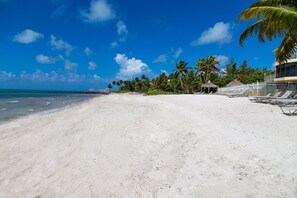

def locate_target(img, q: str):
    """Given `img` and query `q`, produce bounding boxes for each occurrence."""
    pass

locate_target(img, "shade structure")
[201,80,218,93]
[226,79,243,87]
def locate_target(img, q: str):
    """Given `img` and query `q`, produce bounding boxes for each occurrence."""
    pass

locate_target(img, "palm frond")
[275,32,297,63]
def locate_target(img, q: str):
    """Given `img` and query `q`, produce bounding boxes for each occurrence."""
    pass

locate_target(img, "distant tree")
[173,60,190,90]
[197,56,220,83]
[183,71,199,94]
[226,59,237,76]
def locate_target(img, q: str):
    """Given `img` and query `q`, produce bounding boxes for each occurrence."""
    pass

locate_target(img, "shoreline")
[0,95,100,125]
[0,94,296,197]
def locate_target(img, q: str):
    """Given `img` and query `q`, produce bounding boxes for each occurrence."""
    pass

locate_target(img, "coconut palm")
[197,56,219,83]
[183,71,199,94]
[173,60,190,90]
[238,0,297,63]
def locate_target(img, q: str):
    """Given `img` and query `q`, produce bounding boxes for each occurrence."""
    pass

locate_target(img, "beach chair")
[249,93,271,102]
[279,104,297,116]
[271,93,297,105]
[229,88,249,98]
[266,90,293,104]
[194,90,203,95]
[254,91,282,103]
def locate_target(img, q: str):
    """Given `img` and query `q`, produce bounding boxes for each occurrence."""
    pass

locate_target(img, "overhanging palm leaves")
[238,0,297,63]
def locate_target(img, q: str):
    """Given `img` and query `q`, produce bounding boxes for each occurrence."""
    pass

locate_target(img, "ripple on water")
[0,108,6,112]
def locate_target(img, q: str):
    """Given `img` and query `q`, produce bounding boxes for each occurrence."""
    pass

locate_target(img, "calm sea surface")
[0,89,98,122]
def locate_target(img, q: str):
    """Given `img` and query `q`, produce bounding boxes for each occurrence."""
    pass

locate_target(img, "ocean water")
[0,89,98,122]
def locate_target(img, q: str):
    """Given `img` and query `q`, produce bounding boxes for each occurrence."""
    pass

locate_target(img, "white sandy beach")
[0,94,297,197]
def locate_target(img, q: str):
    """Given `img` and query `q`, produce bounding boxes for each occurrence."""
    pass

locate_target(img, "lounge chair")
[271,94,297,105]
[279,104,297,116]
[249,93,271,102]
[266,90,293,104]
[194,90,203,95]
[254,91,283,103]
[229,88,248,98]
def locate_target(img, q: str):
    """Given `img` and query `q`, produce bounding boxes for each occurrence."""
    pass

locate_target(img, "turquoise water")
[0,89,97,122]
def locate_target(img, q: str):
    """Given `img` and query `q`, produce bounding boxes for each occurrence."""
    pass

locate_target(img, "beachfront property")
[274,51,297,83]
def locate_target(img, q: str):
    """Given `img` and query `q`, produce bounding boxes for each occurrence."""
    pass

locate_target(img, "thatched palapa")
[226,79,244,87]
[201,81,218,93]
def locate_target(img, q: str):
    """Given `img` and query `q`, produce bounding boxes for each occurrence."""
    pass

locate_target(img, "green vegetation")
[108,56,274,95]
[238,0,297,63]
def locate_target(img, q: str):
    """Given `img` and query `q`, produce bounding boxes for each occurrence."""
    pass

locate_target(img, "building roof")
[202,81,218,88]
[226,79,244,87]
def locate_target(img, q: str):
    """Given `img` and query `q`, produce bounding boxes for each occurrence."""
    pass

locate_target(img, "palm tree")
[183,71,198,94]
[238,0,297,63]
[141,74,149,81]
[197,56,219,83]
[107,84,112,89]
[173,60,189,90]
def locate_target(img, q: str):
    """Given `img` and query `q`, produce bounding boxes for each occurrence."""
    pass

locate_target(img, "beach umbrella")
[226,79,244,87]
[201,80,218,93]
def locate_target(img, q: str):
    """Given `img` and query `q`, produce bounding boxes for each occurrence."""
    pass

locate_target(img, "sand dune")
[0,94,297,197]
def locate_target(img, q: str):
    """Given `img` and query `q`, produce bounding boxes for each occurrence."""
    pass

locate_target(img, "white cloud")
[50,35,73,56]
[51,4,68,18]
[19,70,66,82]
[88,61,97,70]
[0,71,16,81]
[93,74,101,81]
[21,70,87,83]
[114,54,151,80]
[116,21,128,36]
[153,54,167,64]
[64,60,78,72]
[214,55,229,66]
[84,47,94,56]
[13,29,43,44]
[66,73,86,83]
[191,22,232,46]
[1,69,105,85]
[110,41,119,48]
[173,47,183,58]
[36,54,57,64]
[112,21,129,47]
[161,70,168,75]
[80,0,116,23]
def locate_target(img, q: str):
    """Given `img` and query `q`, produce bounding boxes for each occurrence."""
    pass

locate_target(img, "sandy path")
[0,94,297,197]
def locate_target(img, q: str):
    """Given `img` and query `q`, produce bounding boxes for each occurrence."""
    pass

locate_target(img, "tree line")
[108,56,274,94]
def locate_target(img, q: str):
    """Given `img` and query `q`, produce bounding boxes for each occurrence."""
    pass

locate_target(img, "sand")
[0,93,297,197]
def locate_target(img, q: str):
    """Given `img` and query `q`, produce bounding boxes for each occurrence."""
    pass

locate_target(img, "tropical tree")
[107,84,112,89]
[183,71,200,94]
[173,60,190,90]
[197,56,219,83]
[238,0,297,63]
[225,59,237,76]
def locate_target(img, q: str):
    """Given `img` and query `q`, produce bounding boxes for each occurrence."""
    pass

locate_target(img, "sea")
[0,89,98,122]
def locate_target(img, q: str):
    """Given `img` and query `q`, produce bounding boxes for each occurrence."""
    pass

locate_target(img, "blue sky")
[0,0,281,90]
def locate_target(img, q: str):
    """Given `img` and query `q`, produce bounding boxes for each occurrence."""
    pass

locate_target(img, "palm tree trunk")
[179,76,184,90]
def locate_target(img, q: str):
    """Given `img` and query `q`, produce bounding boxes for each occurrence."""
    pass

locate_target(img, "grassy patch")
[145,89,177,95]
